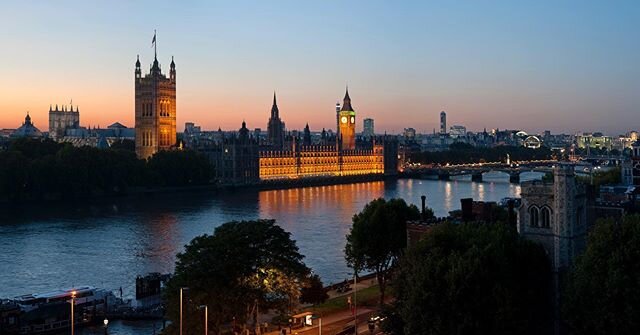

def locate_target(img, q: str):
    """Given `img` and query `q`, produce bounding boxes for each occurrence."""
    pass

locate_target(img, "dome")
[11,113,43,139]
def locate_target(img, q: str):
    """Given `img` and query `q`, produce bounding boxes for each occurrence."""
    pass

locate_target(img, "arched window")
[541,207,551,228]
[529,206,539,227]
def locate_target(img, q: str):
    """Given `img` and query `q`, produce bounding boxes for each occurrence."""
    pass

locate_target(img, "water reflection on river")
[0,173,541,335]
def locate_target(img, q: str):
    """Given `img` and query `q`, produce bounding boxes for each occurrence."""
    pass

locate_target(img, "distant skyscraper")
[338,88,356,150]
[440,111,447,134]
[134,47,177,159]
[363,118,374,138]
[267,92,285,150]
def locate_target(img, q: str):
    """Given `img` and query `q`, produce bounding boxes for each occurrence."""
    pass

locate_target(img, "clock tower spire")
[338,86,356,150]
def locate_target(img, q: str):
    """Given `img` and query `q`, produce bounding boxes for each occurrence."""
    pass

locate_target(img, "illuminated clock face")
[350,116,355,124]
[341,116,348,124]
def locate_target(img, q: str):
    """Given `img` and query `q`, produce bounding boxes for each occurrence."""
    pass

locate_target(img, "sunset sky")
[1,1,639,135]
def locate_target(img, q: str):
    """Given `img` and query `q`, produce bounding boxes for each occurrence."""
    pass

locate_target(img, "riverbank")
[0,173,394,206]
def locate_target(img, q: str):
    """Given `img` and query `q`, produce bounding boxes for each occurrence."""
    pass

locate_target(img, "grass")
[303,285,383,315]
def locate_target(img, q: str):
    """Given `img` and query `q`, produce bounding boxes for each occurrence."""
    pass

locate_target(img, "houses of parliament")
[134,43,397,184]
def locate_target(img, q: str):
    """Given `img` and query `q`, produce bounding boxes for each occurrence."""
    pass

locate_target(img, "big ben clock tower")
[338,87,356,150]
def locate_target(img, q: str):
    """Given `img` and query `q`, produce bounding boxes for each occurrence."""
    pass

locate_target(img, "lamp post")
[70,291,76,335]
[180,287,189,335]
[103,318,109,335]
[353,272,357,330]
[198,305,208,335]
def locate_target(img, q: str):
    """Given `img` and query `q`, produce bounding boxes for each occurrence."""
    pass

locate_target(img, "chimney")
[421,195,426,220]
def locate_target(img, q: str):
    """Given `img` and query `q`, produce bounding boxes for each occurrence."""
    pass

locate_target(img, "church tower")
[267,92,285,150]
[134,41,177,159]
[338,87,356,150]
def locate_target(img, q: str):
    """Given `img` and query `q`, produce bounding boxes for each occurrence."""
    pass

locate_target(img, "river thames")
[0,173,541,334]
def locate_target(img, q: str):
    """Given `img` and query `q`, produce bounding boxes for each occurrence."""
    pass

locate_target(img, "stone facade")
[518,165,590,271]
[134,54,176,159]
[194,122,260,185]
[48,104,80,140]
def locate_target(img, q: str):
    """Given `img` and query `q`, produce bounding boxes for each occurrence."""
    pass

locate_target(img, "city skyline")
[1,1,639,134]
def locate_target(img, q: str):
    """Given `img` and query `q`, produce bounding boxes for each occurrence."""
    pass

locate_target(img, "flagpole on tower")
[153,29,157,59]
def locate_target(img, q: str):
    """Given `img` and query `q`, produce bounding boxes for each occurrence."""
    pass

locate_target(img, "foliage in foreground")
[345,198,422,305]
[163,219,310,335]
[563,215,640,334]
[384,222,552,335]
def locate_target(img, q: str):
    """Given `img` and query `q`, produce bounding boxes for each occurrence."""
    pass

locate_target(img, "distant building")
[49,104,80,140]
[449,125,466,138]
[303,123,311,146]
[58,122,134,148]
[518,165,591,271]
[11,113,43,139]
[439,111,447,134]
[363,118,374,138]
[631,141,640,185]
[338,88,356,150]
[267,93,285,150]
[195,121,260,184]
[575,132,612,151]
[403,128,416,142]
[184,122,201,136]
[134,48,177,159]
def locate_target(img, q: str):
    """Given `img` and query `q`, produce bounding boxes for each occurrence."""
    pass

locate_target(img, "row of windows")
[141,131,153,147]
[140,100,173,117]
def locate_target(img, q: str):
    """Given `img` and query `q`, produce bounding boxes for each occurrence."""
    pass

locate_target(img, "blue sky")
[1,1,638,134]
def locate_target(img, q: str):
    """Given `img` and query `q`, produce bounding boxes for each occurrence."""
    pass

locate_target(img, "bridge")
[403,160,559,183]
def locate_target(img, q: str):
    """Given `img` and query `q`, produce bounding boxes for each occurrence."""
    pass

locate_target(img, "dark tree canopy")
[164,219,310,334]
[146,149,214,187]
[345,198,422,305]
[0,138,214,202]
[385,222,552,335]
[300,273,329,306]
[563,215,640,334]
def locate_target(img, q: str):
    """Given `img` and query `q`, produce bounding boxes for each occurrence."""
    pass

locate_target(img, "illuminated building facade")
[188,88,397,184]
[259,142,385,180]
[338,88,356,150]
[134,49,177,159]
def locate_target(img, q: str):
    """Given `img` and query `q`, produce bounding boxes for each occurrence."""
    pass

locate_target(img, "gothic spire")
[341,86,354,111]
[271,91,279,118]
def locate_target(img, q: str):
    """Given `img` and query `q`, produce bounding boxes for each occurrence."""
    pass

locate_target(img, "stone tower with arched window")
[518,165,590,271]
[134,51,177,160]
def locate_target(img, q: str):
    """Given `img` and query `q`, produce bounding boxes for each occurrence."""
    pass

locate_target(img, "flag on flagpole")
[152,32,156,47]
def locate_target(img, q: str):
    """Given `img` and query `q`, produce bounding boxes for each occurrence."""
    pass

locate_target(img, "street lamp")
[70,290,76,335]
[199,305,208,335]
[103,318,109,335]
[180,287,189,335]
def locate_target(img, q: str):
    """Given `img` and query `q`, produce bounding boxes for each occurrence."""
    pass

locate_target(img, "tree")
[384,222,552,335]
[345,198,421,305]
[563,215,640,334]
[164,220,310,334]
[146,149,214,187]
[300,274,329,306]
